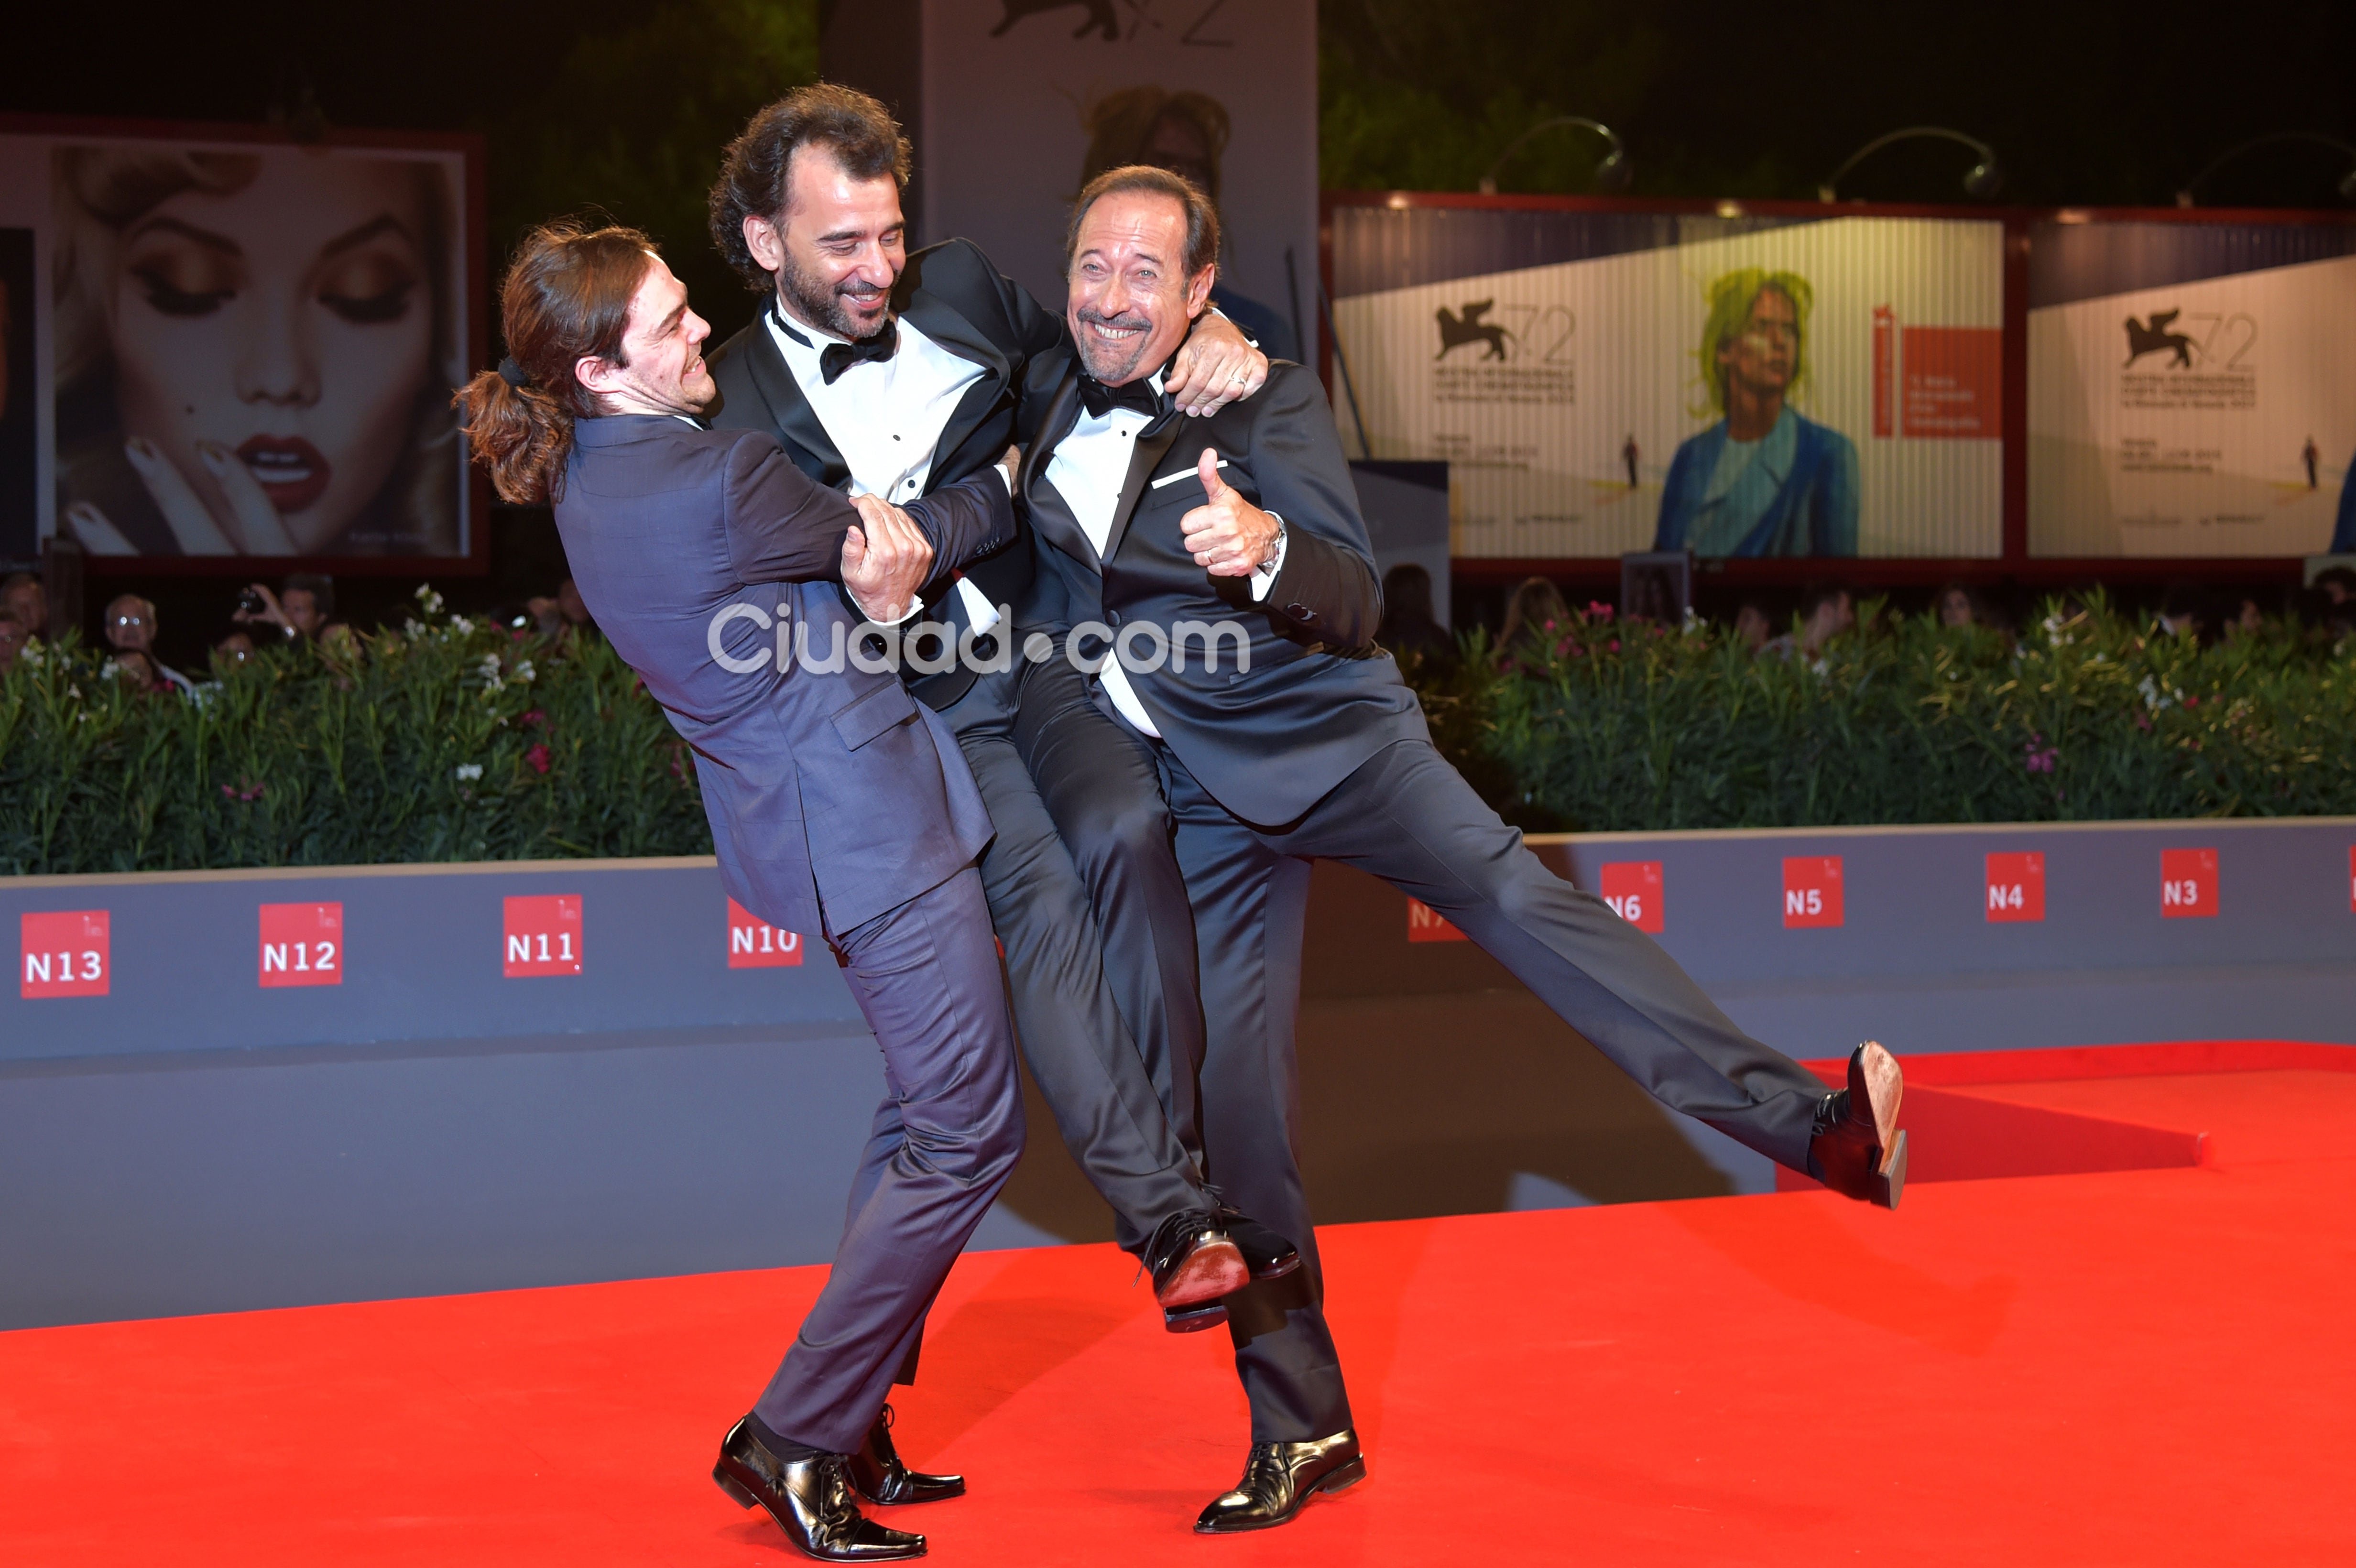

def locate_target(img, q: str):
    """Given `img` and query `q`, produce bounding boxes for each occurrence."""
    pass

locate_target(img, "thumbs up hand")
[1179,448,1279,578]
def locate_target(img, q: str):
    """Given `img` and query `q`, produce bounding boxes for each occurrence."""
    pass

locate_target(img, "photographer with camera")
[232,573,340,644]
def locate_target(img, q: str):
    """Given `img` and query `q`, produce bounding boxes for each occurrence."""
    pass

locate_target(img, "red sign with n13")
[1599,861,1664,933]
[21,910,110,999]
[2160,849,2217,918]
[1985,852,2045,923]
[259,903,343,987]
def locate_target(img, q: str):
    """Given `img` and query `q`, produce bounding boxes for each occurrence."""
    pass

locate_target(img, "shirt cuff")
[850,589,924,626]
[1248,514,1288,602]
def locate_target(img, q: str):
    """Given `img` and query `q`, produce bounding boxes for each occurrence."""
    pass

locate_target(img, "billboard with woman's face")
[0,123,475,565]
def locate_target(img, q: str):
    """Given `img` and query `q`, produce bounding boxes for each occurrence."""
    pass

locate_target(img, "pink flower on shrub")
[520,708,547,730]
[1607,639,1620,653]
[525,743,552,774]
[2023,733,2059,773]
[1588,601,1615,621]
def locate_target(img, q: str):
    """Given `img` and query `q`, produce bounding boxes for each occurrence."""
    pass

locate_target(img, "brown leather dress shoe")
[844,1403,964,1506]
[1144,1209,1249,1333]
[1194,1429,1367,1533]
[1806,1041,1908,1209]
[712,1417,926,1561]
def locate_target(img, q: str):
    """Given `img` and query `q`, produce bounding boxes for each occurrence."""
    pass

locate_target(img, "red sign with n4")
[1985,852,2045,923]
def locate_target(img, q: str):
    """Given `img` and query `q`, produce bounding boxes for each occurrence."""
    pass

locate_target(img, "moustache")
[1076,306,1152,332]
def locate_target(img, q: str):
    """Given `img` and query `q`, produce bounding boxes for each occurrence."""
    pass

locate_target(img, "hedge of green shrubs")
[3,590,2351,876]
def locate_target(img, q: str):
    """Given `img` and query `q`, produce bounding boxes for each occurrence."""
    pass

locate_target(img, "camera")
[236,588,266,617]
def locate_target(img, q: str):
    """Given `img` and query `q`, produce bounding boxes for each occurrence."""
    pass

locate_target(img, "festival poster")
[2026,222,2356,557]
[1327,212,2005,560]
[0,122,474,565]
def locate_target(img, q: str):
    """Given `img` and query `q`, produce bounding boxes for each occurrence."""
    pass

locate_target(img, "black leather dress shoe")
[1145,1209,1248,1334]
[1806,1041,1908,1210]
[1195,1429,1366,1533]
[1217,1210,1301,1281]
[713,1417,926,1561]
[844,1404,964,1506]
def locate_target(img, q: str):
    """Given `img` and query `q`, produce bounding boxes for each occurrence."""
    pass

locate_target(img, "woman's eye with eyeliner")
[320,282,414,324]
[131,266,234,317]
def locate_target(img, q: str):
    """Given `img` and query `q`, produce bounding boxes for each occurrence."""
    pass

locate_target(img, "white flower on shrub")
[19,638,43,667]
[415,585,445,615]
[2138,675,2174,712]
[476,653,504,691]
[512,659,535,684]
[454,763,484,781]
[449,614,475,635]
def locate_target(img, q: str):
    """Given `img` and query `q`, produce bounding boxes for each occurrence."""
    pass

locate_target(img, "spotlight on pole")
[1816,127,2002,203]
[2173,132,2356,207]
[1478,118,1632,196]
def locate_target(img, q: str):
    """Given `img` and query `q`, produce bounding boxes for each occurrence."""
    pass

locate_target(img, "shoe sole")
[1156,1238,1249,1308]
[1192,1456,1369,1534]
[1249,1252,1302,1282]
[1164,1301,1230,1333]
[1875,1129,1908,1211]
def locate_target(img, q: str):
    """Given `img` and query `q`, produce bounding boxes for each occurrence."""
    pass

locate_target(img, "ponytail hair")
[456,218,658,504]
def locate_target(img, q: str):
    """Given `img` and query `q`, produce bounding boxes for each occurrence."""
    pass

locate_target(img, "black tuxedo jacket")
[707,238,1068,707]
[1020,361,1429,826]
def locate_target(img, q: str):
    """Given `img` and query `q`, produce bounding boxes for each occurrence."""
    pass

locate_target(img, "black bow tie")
[819,321,899,384]
[1078,372,1167,421]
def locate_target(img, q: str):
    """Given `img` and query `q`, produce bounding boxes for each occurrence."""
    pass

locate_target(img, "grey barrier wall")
[5,817,2352,1329]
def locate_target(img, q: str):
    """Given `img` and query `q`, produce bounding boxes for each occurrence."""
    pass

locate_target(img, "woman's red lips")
[234,436,333,513]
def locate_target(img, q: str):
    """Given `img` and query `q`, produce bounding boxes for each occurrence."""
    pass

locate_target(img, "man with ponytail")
[461,218,1020,1564]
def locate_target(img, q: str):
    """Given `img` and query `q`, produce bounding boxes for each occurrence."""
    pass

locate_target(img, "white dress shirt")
[765,307,1003,632]
[1043,371,1285,738]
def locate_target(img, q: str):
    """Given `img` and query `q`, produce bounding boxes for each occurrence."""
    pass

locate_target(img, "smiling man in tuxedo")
[1017,164,1912,1534]
[704,86,1300,1352]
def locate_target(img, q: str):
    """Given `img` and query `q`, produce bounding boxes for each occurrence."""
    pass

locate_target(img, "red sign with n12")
[21,910,110,999]
[1599,861,1664,933]
[259,903,343,987]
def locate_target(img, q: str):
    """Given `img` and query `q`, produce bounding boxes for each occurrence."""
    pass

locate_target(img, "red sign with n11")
[504,895,583,976]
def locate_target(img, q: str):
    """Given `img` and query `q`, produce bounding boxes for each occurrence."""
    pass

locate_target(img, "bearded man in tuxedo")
[703,87,1300,1356]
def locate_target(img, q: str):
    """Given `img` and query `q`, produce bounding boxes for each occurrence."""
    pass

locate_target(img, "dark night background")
[7,0,2353,656]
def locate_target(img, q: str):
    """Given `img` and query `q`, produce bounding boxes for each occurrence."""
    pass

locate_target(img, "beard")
[778,250,895,342]
[1072,303,1157,384]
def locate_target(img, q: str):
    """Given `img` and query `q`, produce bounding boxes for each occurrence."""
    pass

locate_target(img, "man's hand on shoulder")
[841,494,935,622]
[1167,310,1269,418]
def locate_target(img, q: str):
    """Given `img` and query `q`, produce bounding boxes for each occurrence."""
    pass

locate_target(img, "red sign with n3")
[21,910,109,998]
[259,903,343,987]
[2161,849,2218,918]
[1781,857,1843,928]
[1984,852,2045,923]
[1599,861,1664,933]
[727,899,805,968]
[504,895,583,976]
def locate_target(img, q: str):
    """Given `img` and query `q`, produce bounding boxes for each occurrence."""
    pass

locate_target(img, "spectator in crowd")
[213,629,258,667]
[0,608,25,673]
[107,647,164,691]
[2157,584,2209,645]
[1731,599,1774,653]
[524,576,598,640]
[2313,566,2355,607]
[1765,583,1853,659]
[1079,85,1299,362]
[1376,563,1454,668]
[102,592,195,695]
[1497,576,1573,655]
[1935,582,1981,629]
[235,572,338,642]
[2,569,44,639]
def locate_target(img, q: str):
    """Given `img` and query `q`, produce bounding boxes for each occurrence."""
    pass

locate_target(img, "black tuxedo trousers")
[1152,734,1832,1442]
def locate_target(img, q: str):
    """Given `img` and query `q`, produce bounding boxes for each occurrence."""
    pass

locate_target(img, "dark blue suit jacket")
[554,414,1012,935]
[1022,362,1428,827]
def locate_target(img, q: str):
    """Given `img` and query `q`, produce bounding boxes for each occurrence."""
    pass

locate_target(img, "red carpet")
[5,1043,2354,1567]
